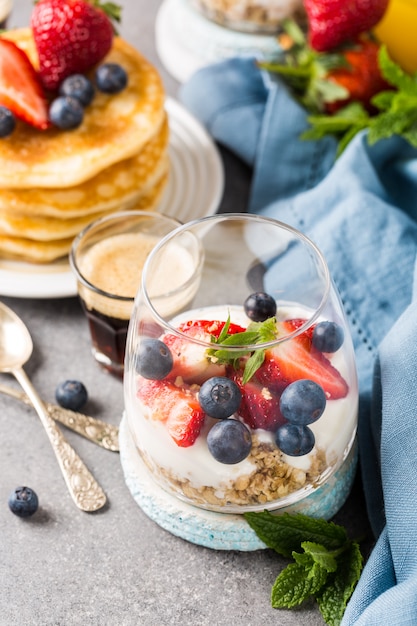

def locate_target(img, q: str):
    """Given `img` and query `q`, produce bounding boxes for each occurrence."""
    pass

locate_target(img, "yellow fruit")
[374,0,417,74]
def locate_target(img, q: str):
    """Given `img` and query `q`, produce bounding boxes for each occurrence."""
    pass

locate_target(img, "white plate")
[0,97,224,299]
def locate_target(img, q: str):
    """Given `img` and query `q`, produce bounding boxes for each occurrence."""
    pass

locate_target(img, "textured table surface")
[0,2,372,625]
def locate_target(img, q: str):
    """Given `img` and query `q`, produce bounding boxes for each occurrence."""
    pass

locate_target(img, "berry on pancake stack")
[0,0,168,263]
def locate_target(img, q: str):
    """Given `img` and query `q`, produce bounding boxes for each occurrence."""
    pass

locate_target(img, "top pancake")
[0,29,166,189]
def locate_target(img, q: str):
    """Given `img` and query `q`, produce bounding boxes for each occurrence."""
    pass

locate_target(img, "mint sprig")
[207,316,278,384]
[302,45,417,154]
[244,511,364,625]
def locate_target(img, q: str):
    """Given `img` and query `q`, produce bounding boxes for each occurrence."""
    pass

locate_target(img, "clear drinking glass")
[70,210,181,378]
[124,214,358,517]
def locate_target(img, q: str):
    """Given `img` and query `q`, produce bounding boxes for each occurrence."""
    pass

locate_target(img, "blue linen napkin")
[180,57,417,624]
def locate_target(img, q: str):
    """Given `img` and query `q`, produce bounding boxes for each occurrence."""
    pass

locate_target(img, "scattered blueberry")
[55,380,88,411]
[49,96,84,130]
[244,292,277,322]
[199,376,242,419]
[207,419,252,464]
[95,63,128,94]
[8,486,39,518]
[312,321,344,353]
[135,338,173,380]
[0,105,16,138]
[275,423,315,456]
[59,74,95,107]
[279,379,326,425]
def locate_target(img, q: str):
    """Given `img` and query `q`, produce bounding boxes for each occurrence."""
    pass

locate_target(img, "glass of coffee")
[70,211,182,378]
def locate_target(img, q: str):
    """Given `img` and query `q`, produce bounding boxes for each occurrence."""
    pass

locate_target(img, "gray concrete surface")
[0,2,372,624]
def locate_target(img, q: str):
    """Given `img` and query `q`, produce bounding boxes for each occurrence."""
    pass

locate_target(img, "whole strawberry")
[304,0,389,52]
[31,0,120,91]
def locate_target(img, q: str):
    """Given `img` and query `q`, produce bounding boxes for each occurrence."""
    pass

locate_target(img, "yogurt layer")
[125,303,358,511]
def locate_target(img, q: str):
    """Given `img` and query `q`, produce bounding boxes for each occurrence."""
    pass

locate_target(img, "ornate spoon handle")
[0,383,119,452]
[13,367,107,512]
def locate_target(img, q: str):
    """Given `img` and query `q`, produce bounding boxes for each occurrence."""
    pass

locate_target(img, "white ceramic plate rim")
[0,97,224,299]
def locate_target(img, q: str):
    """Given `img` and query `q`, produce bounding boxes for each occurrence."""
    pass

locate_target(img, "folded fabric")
[180,57,417,624]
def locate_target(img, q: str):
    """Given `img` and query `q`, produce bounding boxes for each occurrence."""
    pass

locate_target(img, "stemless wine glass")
[124,214,358,519]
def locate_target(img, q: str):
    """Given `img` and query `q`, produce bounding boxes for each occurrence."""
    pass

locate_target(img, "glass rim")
[69,210,182,302]
[141,212,332,347]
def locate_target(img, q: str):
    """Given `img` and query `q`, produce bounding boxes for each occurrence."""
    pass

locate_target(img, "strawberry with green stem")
[31,0,121,91]
[209,316,349,400]
[303,46,417,155]
[261,21,389,116]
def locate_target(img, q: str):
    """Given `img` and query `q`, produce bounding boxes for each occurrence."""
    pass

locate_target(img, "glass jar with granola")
[189,0,305,33]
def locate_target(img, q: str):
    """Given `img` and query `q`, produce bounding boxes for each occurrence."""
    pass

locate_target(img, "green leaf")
[368,109,417,144]
[244,511,348,557]
[371,90,396,111]
[402,126,417,148]
[379,45,417,95]
[271,561,328,608]
[316,542,363,626]
[242,349,265,384]
[301,542,338,573]
[206,317,278,382]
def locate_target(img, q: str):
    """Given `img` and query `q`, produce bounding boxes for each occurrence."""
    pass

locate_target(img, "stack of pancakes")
[0,29,168,263]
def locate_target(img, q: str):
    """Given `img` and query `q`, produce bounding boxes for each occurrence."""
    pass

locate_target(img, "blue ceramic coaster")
[119,414,358,551]
[155,0,282,83]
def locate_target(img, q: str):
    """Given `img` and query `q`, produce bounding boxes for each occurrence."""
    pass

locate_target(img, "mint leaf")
[402,126,417,148]
[271,561,328,608]
[371,89,395,111]
[302,102,370,155]
[244,511,348,557]
[316,541,363,626]
[301,541,338,573]
[242,349,265,384]
[245,511,364,625]
[368,108,417,144]
[379,45,417,95]
[207,317,278,383]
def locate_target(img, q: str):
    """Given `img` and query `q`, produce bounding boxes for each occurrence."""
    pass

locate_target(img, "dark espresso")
[81,301,128,378]
[78,232,162,377]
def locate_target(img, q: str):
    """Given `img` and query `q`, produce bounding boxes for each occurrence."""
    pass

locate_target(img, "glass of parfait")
[124,214,358,518]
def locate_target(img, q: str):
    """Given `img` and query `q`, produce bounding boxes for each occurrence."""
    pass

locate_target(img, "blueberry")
[59,74,95,106]
[312,321,344,353]
[207,419,252,464]
[49,96,84,130]
[8,486,39,518]
[244,292,277,322]
[275,423,315,456]
[199,376,242,419]
[55,380,88,411]
[279,379,326,425]
[135,338,173,380]
[95,63,128,94]
[0,106,15,138]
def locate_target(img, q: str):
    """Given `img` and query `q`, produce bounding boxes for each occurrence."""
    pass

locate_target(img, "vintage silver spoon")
[0,383,120,452]
[0,301,107,512]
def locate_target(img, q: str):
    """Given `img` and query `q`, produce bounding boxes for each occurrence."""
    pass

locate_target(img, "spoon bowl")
[0,303,33,371]
[0,301,107,512]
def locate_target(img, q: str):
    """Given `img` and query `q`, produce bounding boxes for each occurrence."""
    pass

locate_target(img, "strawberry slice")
[163,319,246,386]
[268,320,349,400]
[0,38,49,130]
[137,377,205,447]
[231,368,286,432]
